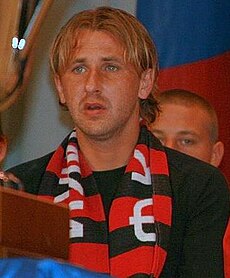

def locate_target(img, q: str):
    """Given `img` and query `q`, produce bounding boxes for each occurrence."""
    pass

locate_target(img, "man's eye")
[73,66,86,74]
[105,65,118,72]
[181,138,194,145]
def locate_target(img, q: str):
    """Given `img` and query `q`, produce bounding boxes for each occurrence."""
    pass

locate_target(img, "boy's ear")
[210,141,224,167]
[54,75,66,105]
[138,69,155,99]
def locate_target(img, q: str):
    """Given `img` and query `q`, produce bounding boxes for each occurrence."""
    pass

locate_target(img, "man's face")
[149,103,221,166]
[55,30,151,142]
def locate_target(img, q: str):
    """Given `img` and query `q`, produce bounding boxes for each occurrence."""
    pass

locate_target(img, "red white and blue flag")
[136,0,230,182]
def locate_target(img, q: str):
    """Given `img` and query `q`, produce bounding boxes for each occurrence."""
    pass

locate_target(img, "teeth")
[88,104,101,110]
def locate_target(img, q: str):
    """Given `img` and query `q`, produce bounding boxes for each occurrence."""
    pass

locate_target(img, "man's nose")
[85,69,101,94]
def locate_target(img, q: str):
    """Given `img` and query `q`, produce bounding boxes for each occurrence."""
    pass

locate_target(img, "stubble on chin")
[75,117,129,143]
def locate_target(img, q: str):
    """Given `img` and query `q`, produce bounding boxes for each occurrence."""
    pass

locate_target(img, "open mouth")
[85,103,105,110]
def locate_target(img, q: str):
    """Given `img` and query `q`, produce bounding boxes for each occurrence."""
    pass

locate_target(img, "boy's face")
[150,103,223,167]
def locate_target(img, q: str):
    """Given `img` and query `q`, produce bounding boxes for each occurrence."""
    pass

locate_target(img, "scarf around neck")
[38,126,172,277]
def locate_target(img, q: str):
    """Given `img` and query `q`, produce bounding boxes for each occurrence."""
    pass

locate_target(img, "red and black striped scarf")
[38,126,172,277]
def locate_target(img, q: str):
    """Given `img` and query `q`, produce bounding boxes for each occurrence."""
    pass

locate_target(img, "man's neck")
[76,124,140,171]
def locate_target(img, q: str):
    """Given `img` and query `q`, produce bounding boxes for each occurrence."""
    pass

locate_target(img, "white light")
[11,37,26,50]
[18,39,26,50]
[12,37,18,49]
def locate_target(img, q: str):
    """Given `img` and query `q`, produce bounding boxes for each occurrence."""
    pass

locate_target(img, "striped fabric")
[38,126,172,277]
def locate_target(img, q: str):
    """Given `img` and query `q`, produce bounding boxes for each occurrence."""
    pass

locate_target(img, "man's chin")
[76,125,112,141]
[79,122,130,142]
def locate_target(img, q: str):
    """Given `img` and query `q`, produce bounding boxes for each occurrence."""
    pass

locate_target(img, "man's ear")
[54,75,66,105]
[138,69,155,99]
[210,141,224,167]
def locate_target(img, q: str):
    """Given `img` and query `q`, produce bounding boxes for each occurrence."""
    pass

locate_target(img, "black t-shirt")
[93,166,126,219]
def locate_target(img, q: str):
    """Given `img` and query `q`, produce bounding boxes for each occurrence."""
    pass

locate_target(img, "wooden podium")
[0,187,69,260]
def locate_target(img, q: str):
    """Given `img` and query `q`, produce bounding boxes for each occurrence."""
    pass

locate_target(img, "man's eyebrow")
[177,130,199,137]
[71,56,123,64]
[152,129,199,137]
[71,58,86,64]
[102,56,122,62]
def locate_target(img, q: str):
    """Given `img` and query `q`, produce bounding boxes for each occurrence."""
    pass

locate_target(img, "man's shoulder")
[7,152,54,195]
